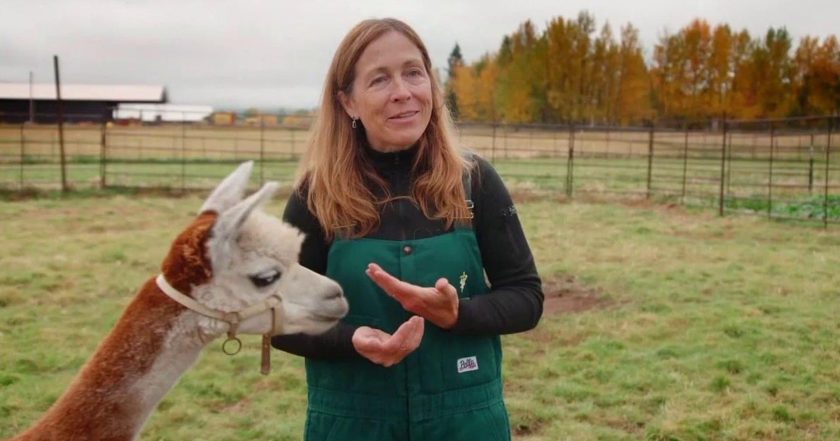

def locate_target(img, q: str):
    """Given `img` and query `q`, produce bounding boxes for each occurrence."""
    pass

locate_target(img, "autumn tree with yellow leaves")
[449,13,839,125]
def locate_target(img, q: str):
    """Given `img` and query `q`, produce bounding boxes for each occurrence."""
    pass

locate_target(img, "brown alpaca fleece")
[160,211,217,295]
[9,214,217,441]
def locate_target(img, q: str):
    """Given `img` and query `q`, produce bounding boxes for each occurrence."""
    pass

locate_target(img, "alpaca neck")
[14,278,212,441]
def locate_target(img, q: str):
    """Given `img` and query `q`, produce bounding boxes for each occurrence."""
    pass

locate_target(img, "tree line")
[446,12,840,126]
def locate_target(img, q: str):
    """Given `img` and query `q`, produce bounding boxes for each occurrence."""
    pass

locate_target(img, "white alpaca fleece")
[197,209,344,336]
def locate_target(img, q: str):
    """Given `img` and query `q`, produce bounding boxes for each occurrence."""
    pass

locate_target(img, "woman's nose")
[390,79,411,102]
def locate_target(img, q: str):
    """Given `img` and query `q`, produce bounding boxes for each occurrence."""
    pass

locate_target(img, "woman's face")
[340,31,433,153]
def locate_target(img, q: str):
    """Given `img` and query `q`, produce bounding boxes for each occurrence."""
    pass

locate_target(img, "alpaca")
[7,161,348,441]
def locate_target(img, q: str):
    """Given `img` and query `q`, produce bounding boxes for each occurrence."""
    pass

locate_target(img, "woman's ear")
[337,90,356,119]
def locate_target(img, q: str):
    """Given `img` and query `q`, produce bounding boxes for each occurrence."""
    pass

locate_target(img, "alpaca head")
[161,161,348,337]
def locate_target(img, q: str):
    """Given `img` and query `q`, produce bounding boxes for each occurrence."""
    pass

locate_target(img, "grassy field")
[1,190,840,440]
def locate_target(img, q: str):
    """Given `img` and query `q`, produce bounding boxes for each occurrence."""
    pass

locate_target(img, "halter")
[155,274,282,375]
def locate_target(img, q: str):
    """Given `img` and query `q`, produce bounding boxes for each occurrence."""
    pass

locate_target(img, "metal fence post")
[824,117,834,228]
[768,122,776,219]
[291,129,296,159]
[259,119,265,185]
[681,123,689,202]
[100,120,107,188]
[718,119,728,216]
[19,123,25,189]
[503,124,508,160]
[808,133,815,194]
[181,115,186,193]
[725,129,733,196]
[566,125,575,197]
[490,123,497,162]
[646,123,655,199]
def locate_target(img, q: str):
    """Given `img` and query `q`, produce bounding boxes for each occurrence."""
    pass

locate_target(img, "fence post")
[490,123,497,163]
[646,123,655,199]
[566,125,575,197]
[181,116,186,193]
[100,120,107,188]
[824,117,834,228]
[726,129,733,196]
[291,129,296,159]
[768,122,776,219]
[19,123,25,189]
[503,124,508,160]
[718,118,728,216]
[809,133,815,194]
[53,55,68,192]
[259,119,265,185]
[681,123,689,202]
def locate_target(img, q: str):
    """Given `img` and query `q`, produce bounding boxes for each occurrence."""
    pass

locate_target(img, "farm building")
[211,111,237,125]
[0,83,166,123]
[114,104,213,123]
[244,114,279,126]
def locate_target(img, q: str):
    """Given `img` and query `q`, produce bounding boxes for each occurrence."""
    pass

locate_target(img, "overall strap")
[461,151,475,222]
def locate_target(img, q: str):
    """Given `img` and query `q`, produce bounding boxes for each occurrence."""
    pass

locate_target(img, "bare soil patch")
[541,274,609,315]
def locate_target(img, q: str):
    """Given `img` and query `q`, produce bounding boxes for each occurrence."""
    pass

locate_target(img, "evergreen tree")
[445,43,464,119]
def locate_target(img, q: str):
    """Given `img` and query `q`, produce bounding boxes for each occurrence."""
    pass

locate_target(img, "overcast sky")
[2,0,837,110]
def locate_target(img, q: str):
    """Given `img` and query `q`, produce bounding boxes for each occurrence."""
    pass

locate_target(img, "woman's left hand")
[366,263,459,329]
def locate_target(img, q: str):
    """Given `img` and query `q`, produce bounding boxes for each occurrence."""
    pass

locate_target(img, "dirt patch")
[541,274,609,315]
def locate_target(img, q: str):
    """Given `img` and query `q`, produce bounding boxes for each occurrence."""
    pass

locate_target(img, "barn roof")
[0,83,166,102]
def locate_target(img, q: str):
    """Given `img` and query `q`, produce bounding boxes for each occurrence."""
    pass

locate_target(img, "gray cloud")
[2,0,837,109]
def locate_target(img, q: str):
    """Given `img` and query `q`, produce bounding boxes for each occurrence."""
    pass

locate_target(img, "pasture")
[1,191,839,440]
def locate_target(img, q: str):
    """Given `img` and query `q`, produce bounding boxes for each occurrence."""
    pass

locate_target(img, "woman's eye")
[249,270,281,288]
[370,76,387,86]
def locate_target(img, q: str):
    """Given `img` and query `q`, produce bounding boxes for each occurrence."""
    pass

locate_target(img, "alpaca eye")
[249,270,281,288]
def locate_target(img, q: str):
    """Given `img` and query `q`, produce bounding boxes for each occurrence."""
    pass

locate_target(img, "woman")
[272,18,543,441]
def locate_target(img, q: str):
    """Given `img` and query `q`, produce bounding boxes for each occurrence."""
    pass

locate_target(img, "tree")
[616,23,652,124]
[445,43,464,120]
[449,12,838,125]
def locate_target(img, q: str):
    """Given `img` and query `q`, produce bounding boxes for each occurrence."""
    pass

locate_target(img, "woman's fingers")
[366,263,419,302]
[366,263,459,329]
[352,317,425,367]
[392,316,424,349]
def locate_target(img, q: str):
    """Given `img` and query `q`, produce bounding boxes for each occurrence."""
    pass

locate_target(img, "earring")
[351,117,358,129]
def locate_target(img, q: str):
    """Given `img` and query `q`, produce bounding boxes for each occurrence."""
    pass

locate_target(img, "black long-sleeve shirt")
[271,146,543,359]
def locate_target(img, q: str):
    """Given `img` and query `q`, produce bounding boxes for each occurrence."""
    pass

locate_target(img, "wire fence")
[1,112,837,226]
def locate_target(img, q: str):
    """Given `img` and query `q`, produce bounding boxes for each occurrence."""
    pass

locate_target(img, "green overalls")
[304,225,512,440]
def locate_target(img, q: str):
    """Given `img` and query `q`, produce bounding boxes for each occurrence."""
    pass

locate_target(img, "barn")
[0,83,167,123]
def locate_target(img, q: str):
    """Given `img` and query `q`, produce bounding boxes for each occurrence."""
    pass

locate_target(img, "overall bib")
[304,225,511,440]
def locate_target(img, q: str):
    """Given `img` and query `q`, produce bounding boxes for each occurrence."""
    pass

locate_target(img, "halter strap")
[155,274,283,374]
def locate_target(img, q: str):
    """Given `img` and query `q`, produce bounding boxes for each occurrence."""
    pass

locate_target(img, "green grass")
[2,194,840,440]
[726,194,840,220]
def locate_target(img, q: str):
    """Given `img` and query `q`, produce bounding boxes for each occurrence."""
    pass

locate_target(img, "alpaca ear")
[210,182,280,263]
[200,161,254,214]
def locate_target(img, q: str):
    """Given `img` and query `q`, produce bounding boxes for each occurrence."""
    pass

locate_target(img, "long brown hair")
[297,18,471,239]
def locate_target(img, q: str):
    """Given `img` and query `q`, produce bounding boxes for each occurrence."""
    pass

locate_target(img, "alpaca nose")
[327,289,343,300]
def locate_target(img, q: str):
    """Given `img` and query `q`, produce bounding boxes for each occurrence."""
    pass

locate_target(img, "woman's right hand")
[352,316,425,367]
